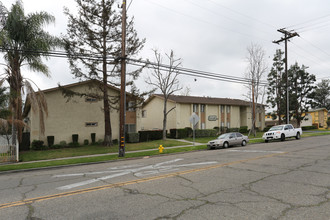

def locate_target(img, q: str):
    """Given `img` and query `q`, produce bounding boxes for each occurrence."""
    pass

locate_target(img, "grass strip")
[0,145,207,172]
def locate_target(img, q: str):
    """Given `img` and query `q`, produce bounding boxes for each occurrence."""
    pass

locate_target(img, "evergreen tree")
[288,63,316,127]
[266,49,285,124]
[63,0,146,146]
[309,79,330,110]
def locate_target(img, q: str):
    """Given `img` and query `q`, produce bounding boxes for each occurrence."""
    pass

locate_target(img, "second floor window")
[193,104,198,113]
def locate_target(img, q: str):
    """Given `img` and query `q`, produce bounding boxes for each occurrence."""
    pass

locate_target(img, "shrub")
[31,140,46,151]
[227,128,239,132]
[83,139,89,145]
[263,126,272,132]
[72,134,79,144]
[239,126,248,133]
[68,142,80,147]
[184,127,193,137]
[302,125,318,131]
[47,136,55,147]
[169,129,177,138]
[195,129,217,138]
[139,130,163,142]
[59,141,67,148]
[97,139,103,145]
[50,144,61,149]
[126,133,139,143]
[91,133,96,144]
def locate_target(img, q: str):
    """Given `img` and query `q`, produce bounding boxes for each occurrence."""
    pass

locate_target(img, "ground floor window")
[85,122,98,127]
[125,124,136,133]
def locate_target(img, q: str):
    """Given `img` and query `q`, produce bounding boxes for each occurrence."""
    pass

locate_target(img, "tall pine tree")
[63,0,146,146]
[266,49,286,125]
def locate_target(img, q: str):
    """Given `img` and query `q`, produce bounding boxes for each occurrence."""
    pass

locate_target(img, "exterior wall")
[141,96,266,132]
[140,97,176,131]
[230,106,241,128]
[177,103,191,128]
[28,83,130,145]
[205,105,219,129]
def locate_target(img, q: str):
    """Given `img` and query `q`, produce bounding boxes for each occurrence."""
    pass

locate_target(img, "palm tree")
[0,1,62,144]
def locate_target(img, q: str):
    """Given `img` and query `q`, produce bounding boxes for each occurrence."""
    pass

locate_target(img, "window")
[142,110,147,118]
[236,133,242,137]
[85,97,97,103]
[221,105,224,113]
[127,101,135,112]
[85,122,98,127]
[227,122,230,128]
[125,124,136,133]
[201,104,205,113]
[221,122,224,127]
[193,104,198,112]
[227,106,230,113]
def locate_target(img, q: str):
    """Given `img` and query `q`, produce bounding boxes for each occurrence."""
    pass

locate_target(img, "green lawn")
[0,145,206,172]
[19,139,189,162]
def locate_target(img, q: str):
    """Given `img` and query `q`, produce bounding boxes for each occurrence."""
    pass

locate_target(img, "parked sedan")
[207,132,249,150]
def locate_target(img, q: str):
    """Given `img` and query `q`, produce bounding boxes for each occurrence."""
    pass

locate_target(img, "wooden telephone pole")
[273,28,299,124]
[119,0,127,157]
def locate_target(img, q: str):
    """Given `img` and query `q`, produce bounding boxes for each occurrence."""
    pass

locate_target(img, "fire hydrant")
[159,145,164,153]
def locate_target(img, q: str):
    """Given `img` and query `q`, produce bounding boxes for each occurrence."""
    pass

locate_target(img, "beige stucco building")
[23,80,141,145]
[141,94,265,131]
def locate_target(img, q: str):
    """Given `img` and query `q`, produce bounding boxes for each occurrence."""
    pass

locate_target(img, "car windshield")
[269,126,283,131]
[217,133,231,139]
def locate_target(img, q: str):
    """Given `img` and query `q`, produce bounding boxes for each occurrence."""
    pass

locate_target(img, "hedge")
[302,125,318,130]
[227,128,239,132]
[169,128,190,139]
[126,133,139,143]
[239,126,248,133]
[139,130,163,142]
[31,140,46,151]
[195,129,217,137]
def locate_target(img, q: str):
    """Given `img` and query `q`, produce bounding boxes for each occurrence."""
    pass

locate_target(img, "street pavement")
[0,135,329,219]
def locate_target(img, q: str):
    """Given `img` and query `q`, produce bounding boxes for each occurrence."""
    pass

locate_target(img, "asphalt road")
[0,135,329,220]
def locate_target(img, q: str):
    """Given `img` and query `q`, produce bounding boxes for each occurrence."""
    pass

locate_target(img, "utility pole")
[119,0,127,157]
[252,79,256,137]
[273,28,299,124]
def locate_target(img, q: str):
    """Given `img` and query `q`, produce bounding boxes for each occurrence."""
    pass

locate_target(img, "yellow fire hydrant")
[159,145,164,153]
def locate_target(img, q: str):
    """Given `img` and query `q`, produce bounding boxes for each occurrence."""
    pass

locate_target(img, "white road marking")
[54,159,217,190]
[228,149,285,154]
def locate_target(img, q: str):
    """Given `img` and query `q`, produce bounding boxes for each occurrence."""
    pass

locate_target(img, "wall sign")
[208,115,218,121]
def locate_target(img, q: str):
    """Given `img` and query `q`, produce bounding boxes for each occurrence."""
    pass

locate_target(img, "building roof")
[145,94,262,107]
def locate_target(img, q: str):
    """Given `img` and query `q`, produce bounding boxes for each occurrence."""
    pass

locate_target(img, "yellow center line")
[0,152,288,210]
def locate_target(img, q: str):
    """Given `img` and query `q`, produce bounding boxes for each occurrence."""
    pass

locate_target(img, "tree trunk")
[102,4,112,147]
[163,98,167,140]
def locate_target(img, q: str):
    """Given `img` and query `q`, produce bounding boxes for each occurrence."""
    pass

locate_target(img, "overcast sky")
[2,0,330,108]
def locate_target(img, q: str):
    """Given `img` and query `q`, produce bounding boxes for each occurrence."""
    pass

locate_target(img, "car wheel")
[296,132,301,140]
[223,142,229,148]
[241,140,247,146]
[265,140,269,143]
[281,134,285,141]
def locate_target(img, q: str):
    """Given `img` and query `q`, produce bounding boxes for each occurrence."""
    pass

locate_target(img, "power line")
[0,47,268,86]
[182,0,272,36]
[285,13,330,30]
[143,0,271,43]
[203,0,276,29]
[127,58,268,86]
